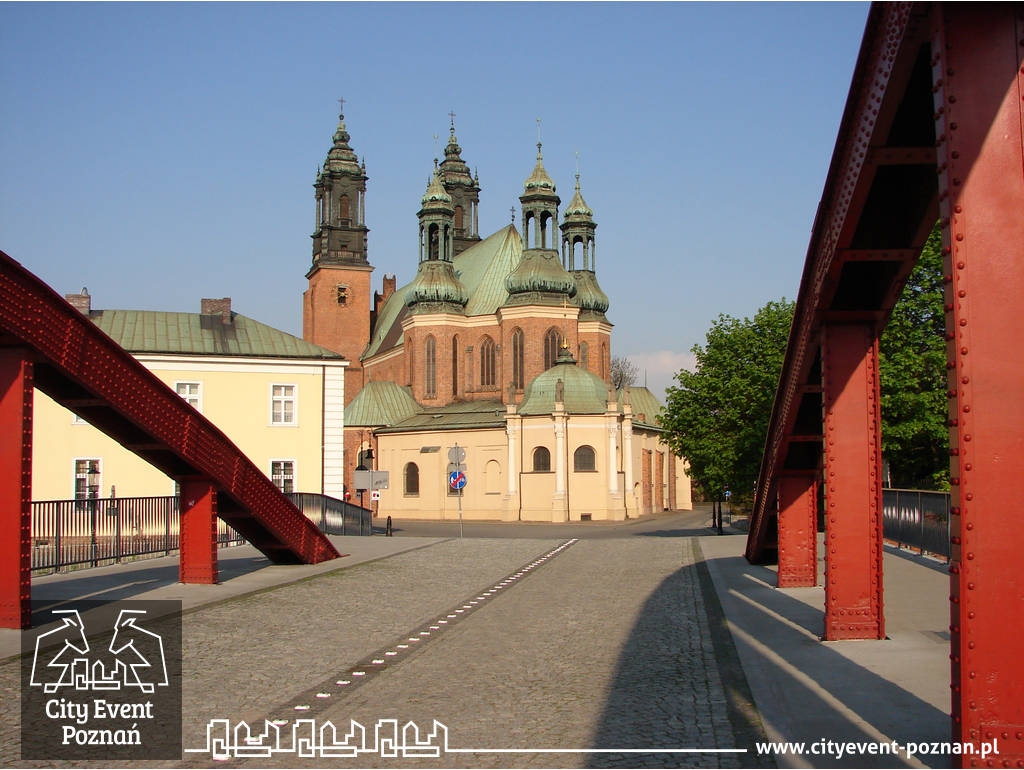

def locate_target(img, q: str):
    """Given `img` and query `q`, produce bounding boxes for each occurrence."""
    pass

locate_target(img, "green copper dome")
[504,249,576,303]
[572,270,609,314]
[420,168,453,211]
[563,177,593,220]
[519,351,614,415]
[523,143,557,194]
[405,260,468,312]
[324,111,362,176]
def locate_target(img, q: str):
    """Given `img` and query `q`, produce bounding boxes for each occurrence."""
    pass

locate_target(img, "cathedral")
[302,108,690,521]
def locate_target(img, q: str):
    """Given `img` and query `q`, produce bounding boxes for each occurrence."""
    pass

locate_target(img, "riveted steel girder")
[821,323,885,640]
[0,349,33,629]
[179,479,218,584]
[932,4,1024,760]
[776,474,819,588]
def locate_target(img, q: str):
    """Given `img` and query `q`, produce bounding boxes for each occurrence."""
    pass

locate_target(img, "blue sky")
[0,2,870,398]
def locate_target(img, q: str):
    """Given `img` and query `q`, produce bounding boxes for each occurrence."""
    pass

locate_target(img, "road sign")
[448,446,466,464]
[354,470,390,492]
[448,470,467,490]
[370,490,381,501]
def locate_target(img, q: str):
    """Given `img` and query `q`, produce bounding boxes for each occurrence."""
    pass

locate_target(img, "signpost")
[448,445,466,538]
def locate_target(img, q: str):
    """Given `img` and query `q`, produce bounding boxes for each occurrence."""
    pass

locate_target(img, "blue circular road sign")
[448,471,467,490]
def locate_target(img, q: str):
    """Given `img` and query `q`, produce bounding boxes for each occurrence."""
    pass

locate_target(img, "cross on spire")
[510,206,515,224]
[536,118,543,153]
[337,96,345,116]
[449,110,456,130]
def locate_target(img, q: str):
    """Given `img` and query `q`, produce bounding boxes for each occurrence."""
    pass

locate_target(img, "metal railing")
[30,492,372,574]
[882,488,951,560]
[286,492,374,537]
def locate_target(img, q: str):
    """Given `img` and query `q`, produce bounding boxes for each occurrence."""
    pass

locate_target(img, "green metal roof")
[376,399,506,433]
[89,309,342,360]
[619,386,666,429]
[345,380,421,427]
[363,225,522,360]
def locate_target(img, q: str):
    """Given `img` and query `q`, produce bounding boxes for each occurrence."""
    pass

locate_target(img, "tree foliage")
[610,356,639,389]
[662,299,795,504]
[879,225,949,489]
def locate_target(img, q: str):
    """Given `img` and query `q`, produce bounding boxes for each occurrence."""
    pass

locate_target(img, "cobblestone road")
[0,529,769,768]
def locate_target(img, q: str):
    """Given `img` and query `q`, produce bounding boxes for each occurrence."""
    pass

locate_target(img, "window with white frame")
[175,381,202,410]
[271,384,297,425]
[74,459,101,500]
[271,460,295,493]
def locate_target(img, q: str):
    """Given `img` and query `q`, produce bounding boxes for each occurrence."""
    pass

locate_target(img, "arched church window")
[511,328,525,389]
[452,335,459,397]
[338,194,350,223]
[404,462,420,496]
[425,336,436,398]
[533,447,551,472]
[480,336,496,389]
[574,445,597,472]
[455,205,464,231]
[544,328,561,370]
[428,223,440,260]
[580,341,589,370]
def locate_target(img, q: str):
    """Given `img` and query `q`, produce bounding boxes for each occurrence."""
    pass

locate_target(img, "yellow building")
[31,293,347,502]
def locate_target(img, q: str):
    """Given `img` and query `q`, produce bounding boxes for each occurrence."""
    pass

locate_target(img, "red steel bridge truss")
[745,3,1024,763]
[1,251,340,630]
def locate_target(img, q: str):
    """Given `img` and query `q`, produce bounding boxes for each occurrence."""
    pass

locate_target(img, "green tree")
[663,299,795,506]
[879,225,949,489]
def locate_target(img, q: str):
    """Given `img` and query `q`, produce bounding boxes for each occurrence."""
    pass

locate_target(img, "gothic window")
[574,445,597,472]
[480,336,496,389]
[452,335,459,397]
[429,223,440,260]
[455,205,464,231]
[425,336,437,398]
[404,462,420,496]
[338,194,350,223]
[511,328,525,390]
[579,342,589,371]
[533,447,551,472]
[601,343,608,379]
[544,328,561,370]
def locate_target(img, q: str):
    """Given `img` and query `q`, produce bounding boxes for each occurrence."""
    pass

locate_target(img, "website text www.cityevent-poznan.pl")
[755,738,1000,762]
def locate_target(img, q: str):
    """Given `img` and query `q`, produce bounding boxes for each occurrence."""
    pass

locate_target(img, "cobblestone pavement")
[0,529,769,768]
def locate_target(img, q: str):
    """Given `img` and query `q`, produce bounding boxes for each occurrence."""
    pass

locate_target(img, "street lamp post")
[87,462,100,565]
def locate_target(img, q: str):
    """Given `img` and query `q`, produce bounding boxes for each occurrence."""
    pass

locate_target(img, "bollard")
[386,515,392,537]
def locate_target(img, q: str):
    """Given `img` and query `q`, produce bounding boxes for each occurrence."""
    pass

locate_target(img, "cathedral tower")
[561,171,611,380]
[303,105,373,397]
[437,114,481,256]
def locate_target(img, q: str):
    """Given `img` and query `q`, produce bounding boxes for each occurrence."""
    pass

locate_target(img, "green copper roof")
[363,225,522,360]
[618,386,665,428]
[377,399,506,433]
[518,353,614,415]
[345,380,421,427]
[89,309,342,360]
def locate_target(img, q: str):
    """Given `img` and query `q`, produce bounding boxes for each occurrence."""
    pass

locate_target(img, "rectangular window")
[336,284,349,306]
[271,460,295,493]
[74,459,101,500]
[271,384,297,425]
[175,381,202,410]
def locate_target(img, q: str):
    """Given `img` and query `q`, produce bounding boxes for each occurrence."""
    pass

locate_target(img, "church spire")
[560,162,608,318]
[438,111,481,255]
[310,101,370,271]
[406,166,467,314]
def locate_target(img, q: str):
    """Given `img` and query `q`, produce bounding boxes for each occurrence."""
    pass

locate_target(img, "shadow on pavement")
[587,538,950,768]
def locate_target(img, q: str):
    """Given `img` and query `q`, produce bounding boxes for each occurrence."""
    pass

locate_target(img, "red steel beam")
[821,323,884,641]
[932,4,1024,762]
[776,474,818,588]
[0,349,33,629]
[179,479,218,584]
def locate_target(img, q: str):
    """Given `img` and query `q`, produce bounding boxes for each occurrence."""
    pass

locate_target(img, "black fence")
[882,488,951,560]
[30,492,372,574]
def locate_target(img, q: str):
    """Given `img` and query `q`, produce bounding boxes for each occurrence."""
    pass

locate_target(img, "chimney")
[65,288,91,315]
[201,297,232,324]
[383,274,396,302]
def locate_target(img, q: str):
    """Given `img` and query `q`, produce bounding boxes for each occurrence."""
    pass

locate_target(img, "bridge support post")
[933,4,1024,759]
[776,474,818,588]
[821,323,884,640]
[179,479,218,584]
[0,349,33,629]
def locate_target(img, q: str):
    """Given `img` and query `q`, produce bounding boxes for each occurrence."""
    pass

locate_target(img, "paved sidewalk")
[0,519,953,768]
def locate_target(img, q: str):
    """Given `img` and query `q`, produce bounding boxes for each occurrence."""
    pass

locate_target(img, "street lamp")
[87,462,100,565]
